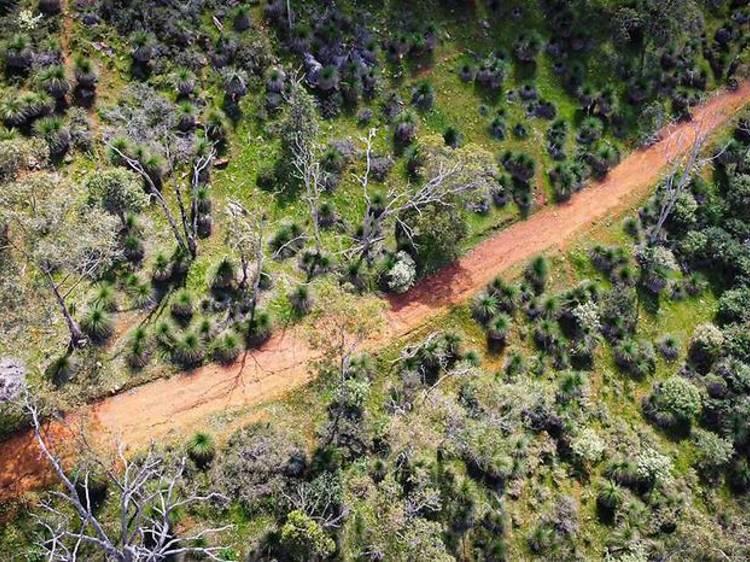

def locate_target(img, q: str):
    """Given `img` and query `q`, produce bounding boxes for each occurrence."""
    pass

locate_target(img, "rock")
[214,158,230,169]
[0,358,26,403]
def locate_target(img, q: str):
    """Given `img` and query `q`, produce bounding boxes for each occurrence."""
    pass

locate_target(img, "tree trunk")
[43,268,86,349]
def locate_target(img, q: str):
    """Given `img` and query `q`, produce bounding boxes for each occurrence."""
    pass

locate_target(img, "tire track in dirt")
[2,83,749,500]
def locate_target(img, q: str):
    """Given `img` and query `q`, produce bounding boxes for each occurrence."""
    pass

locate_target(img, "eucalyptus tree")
[0,174,120,348]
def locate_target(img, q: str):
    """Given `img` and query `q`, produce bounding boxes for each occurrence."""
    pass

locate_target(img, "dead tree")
[107,142,216,259]
[649,120,712,244]
[23,393,233,562]
[291,132,323,257]
[349,129,476,263]
[225,200,269,321]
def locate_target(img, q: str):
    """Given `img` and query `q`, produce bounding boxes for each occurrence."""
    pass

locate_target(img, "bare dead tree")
[348,131,475,263]
[649,119,714,244]
[23,393,233,562]
[107,142,216,259]
[225,200,270,323]
[291,132,323,257]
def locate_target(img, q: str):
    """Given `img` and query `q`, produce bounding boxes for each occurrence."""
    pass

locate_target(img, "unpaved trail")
[2,83,749,500]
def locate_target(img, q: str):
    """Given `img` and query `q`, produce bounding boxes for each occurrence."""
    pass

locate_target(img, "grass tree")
[73,55,97,90]
[187,431,216,469]
[0,174,120,348]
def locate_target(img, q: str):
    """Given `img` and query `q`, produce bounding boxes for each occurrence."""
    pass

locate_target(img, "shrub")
[636,245,679,294]
[387,251,416,294]
[689,323,724,372]
[216,424,306,511]
[571,428,606,466]
[279,510,336,562]
[187,431,216,469]
[717,287,750,325]
[634,448,672,488]
[643,376,702,430]
[691,428,733,474]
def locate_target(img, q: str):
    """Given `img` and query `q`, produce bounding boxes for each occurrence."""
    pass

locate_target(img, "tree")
[108,138,216,258]
[611,0,703,75]
[22,394,233,561]
[398,198,467,275]
[648,120,711,244]
[350,129,474,267]
[0,174,120,348]
[224,200,269,318]
[84,167,148,225]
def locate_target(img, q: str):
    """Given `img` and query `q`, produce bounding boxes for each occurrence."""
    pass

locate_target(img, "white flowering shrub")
[635,448,672,486]
[388,251,417,294]
[17,9,42,31]
[571,428,606,465]
[572,301,601,334]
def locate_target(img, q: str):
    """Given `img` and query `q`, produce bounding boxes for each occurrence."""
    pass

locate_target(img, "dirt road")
[2,83,749,499]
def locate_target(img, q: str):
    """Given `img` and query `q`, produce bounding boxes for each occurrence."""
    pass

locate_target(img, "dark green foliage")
[187,431,216,469]
[80,307,114,344]
[397,200,467,275]
[172,331,205,368]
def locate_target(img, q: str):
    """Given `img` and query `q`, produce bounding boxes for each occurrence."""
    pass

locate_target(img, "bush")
[643,376,702,430]
[634,448,672,488]
[126,327,150,369]
[657,334,680,361]
[387,251,417,294]
[247,310,272,347]
[472,291,499,324]
[486,313,511,348]
[170,289,194,320]
[279,510,336,562]
[691,428,733,475]
[717,287,750,325]
[689,323,724,372]
[172,332,205,368]
[213,331,241,364]
[525,255,550,294]
[596,480,624,515]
